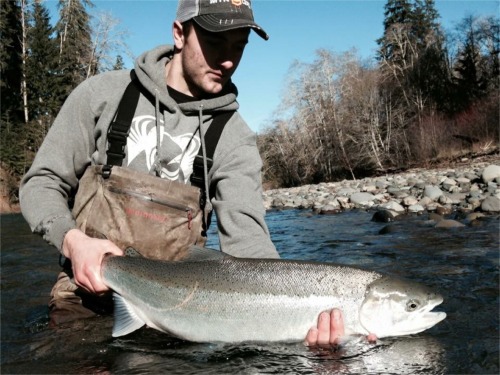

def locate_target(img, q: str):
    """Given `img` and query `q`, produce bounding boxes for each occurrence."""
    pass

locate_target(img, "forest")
[1,0,499,205]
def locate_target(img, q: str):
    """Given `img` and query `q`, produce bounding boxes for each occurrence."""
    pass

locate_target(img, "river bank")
[263,154,500,222]
[2,154,500,219]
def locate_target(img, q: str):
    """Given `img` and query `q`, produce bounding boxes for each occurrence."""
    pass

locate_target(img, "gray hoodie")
[20,45,278,259]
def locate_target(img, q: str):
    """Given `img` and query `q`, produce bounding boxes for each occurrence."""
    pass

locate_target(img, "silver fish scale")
[104,256,382,297]
[101,255,444,342]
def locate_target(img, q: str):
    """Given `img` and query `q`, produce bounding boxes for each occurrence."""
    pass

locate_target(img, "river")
[1,210,498,374]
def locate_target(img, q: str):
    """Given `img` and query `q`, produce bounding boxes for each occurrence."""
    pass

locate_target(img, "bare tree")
[20,0,29,123]
[86,10,131,77]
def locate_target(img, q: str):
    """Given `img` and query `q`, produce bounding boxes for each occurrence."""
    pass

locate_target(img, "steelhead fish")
[101,246,446,343]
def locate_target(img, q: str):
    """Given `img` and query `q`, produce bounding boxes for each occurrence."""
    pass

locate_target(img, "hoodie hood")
[134,45,240,114]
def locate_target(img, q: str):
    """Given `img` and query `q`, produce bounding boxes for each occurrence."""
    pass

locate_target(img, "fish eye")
[406,299,420,311]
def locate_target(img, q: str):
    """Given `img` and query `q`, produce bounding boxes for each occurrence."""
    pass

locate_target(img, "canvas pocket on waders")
[72,165,207,261]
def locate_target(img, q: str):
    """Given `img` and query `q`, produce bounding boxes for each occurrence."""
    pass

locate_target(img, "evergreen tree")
[377,0,413,63]
[54,0,93,106]
[412,0,441,50]
[113,54,124,70]
[0,0,25,177]
[27,0,59,123]
[452,15,491,110]
[409,0,452,111]
[1,0,24,123]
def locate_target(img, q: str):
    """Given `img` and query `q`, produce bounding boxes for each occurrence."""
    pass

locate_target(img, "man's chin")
[200,82,226,97]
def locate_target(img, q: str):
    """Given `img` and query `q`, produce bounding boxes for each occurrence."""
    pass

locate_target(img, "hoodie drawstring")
[198,105,213,220]
[151,89,162,176]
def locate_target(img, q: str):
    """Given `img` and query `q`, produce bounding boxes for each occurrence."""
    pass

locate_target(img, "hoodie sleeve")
[210,119,279,259]
[19,78,101,251]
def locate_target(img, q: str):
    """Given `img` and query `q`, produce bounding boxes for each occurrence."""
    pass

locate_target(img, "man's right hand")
[62,229,123,294]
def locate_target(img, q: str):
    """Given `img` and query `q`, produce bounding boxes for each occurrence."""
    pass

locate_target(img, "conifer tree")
[54,0,93,105]
[378,0,413,64]
[113,55,125,70]
[0,0,23,123]
[453,15,489,110]
[0,0,25,176]
[27,0,59,123]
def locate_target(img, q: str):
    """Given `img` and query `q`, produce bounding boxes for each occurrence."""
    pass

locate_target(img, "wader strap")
[106,70,140,166]
[105,69,234,191]
[190,111,234,189]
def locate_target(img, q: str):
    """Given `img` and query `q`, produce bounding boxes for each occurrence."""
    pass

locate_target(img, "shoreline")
[2,154,499,217]
[263,154,500,219]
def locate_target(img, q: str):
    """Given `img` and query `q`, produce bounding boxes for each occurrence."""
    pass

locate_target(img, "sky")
[44,0,499,132]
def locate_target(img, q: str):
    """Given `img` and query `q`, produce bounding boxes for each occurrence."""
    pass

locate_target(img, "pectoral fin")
[112,292,145,337]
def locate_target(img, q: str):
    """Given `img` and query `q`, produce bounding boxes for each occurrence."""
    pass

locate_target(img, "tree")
[27,0,59,124]
[378,0,413,64]
[21,0,60,165]
[87,11,130,76]
[1,0,25,178]
[452,15,490,111]
[113,55,125,70]
[0,0,23,124]
[55,0,93,105]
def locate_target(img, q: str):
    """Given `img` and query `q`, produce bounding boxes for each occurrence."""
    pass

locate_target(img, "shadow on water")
[1,211,499,374]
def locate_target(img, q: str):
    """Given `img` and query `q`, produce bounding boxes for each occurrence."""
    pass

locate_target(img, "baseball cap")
[176,0,269,40]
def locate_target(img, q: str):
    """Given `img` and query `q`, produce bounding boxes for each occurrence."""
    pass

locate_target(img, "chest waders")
[49,70,234,325]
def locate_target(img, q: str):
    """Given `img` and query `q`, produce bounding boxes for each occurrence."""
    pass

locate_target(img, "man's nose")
[216,48,239,70]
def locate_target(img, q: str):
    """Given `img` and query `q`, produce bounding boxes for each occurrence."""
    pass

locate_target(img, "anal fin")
[112,292,145,337]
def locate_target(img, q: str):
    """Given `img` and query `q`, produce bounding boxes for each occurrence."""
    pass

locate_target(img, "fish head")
[359,276,446,338]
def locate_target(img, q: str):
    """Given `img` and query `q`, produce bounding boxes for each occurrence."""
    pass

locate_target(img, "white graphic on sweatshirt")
[126,115,200,183]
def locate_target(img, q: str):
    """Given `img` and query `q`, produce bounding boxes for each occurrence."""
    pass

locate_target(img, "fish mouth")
[401,297,447,335]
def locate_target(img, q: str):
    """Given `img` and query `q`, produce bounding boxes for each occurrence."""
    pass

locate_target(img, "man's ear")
[172,21,184,50]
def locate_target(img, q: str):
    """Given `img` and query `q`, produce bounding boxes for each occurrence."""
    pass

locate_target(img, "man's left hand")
[305,309,344,346]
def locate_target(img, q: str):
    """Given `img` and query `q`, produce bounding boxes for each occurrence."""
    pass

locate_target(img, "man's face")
[181,23,249,97]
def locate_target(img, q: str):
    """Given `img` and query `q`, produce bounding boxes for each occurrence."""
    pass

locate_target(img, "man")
[20,0,344,346]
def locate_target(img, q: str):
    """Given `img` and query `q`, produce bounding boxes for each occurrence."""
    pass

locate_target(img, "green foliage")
[113,55,125,70]
[451,15,499,112]
[27,1,60,120]
[54,0,94,105]
[0,0,24,124]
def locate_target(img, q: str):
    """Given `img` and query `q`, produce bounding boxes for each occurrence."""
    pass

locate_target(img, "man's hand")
[62,229,123,294]
[305,309,345,346]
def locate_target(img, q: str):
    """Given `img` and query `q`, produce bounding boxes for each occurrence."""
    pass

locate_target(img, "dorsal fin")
[124,247,143,257]
[182,246,231,261]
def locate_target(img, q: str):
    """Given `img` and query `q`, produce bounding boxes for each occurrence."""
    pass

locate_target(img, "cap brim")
[193,15,269,41]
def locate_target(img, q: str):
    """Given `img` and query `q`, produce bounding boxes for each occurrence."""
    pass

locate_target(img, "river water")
[1,210,498,374]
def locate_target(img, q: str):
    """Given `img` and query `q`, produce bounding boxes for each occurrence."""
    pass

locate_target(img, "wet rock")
[435,219,466,228]
[319,204,341,214]
[481,196,500,212]
[350,192,376,206]
[428,212,444,222]
[436,205,453,216]
[379,201,405,213]
[379,224,398,234]
[336,196,350,209]
[408,204,425,213]
[372,210,399,223]
[466,212,485,221]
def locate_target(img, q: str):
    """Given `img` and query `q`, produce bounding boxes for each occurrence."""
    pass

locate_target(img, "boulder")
[424,185,444,200]
[481,196,500,212]
[482,165,500,184]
